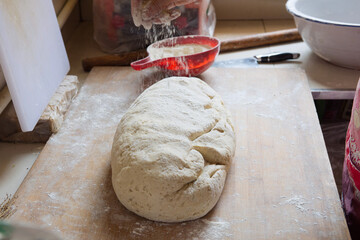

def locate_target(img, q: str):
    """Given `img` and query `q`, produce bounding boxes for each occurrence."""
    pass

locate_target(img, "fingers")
[166,0,197,10]
[141,0,166,21]
[131,0,143,27]
[151,9,181,25]
[142,20,153,30]
[132,0,195,29]
[142,0,194,21]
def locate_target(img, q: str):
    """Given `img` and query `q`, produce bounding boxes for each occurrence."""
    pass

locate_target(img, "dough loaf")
[111,77,236,222]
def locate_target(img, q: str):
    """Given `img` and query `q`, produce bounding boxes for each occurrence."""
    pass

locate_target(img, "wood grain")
[220,28,301,52]
[82,50,148,72]
[9,67,350,239]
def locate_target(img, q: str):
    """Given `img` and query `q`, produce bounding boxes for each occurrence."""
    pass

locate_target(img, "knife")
[212,52,300,68]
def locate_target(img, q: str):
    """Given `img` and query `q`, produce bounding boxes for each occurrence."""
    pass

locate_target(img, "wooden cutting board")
[8,67,350,239]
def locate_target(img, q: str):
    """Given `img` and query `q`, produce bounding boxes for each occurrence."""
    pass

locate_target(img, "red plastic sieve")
[131,35,220,77]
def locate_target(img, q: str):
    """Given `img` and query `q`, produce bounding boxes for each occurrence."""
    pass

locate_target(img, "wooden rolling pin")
[82,28,301,72]
[82,50,148,72]
[220,28,301,53]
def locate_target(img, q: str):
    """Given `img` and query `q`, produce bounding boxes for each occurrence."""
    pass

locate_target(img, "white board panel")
[0,0,69,131]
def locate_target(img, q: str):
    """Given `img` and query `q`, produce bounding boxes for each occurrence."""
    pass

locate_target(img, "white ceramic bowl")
[286,0,360,70]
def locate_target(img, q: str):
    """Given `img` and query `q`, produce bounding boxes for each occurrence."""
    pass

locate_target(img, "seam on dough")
[207,166,225,178]
[226,116,235,132]
[168,148,226,197]
[188,117,220,142]
[175,180,195,194]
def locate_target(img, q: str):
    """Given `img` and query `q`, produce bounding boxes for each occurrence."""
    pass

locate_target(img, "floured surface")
[9,67,350,239]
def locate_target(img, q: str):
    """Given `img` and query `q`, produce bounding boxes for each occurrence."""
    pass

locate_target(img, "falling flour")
[127,217,232,239]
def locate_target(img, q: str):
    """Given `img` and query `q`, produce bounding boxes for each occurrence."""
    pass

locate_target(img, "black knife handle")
[254,52,300,63]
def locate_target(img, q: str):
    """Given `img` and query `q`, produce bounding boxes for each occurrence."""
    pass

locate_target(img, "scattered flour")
[276,195,332,222]
[280,195,309,212]
[132,223,152,236]
[47,192,57,200]
[125,217,232,240]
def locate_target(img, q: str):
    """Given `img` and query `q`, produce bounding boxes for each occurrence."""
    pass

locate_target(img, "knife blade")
[212,52,300,68]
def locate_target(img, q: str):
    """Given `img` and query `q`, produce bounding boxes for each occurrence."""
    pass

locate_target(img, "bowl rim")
[286,0,360,28]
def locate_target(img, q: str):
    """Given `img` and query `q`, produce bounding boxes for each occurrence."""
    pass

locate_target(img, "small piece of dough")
[111,77,236,222]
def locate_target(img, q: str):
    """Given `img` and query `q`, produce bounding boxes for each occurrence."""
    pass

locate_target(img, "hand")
[131,0,197,29]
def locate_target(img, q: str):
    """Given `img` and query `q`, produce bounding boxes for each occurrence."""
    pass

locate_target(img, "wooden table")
[9,67,350,239]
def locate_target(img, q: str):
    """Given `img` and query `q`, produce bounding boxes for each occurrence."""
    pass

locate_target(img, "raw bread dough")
[111,77,236,222]
[148,44,211,60]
